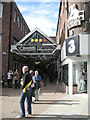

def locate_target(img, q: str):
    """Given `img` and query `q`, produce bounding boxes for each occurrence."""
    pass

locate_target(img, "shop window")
[78,62,87,93]
[62,64,68,85]
[0,4,3,18]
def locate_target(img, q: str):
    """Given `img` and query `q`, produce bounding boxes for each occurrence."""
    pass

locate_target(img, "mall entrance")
[11,28,60,83]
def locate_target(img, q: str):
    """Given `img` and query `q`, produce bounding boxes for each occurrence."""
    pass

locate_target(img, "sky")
[15,0,60,36]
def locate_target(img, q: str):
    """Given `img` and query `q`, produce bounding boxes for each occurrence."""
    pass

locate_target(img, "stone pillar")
[87,61,90,116]
[69,62,73,95]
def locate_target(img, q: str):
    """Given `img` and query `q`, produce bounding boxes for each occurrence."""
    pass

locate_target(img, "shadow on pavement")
[33,100,80,105]
[1,115,90,120]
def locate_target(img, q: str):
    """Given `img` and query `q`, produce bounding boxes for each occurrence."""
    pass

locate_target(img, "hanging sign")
[67,4,84,29]
[66,35,80,56]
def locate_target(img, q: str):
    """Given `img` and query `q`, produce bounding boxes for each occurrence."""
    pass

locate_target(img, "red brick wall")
[2,2,11,76]
[2,2,30,78]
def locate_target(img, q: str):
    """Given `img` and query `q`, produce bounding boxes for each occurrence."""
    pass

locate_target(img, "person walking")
[2,73,5,87]
[13,69,19,89]
[33,70,41,101]
[17,66,32,118]
[7,70,13,88]
[30,70,36,102]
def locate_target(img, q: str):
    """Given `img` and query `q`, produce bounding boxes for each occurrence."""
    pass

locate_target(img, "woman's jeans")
[35,88,40,100]
[15,80,18,89]
[20,88,32,116]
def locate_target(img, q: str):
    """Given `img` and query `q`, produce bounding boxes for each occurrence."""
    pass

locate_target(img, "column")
[69,62,73,95]
[87,61,90,116]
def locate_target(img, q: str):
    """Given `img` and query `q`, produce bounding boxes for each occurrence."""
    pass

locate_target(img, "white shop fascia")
[61,34,90,65]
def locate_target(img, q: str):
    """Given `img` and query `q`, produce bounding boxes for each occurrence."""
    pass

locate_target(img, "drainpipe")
[8,2,13,71]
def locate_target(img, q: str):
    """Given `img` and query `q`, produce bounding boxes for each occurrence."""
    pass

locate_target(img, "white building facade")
[61,33,90,95]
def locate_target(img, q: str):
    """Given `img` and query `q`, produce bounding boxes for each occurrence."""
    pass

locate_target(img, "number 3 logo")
[68,40,76,53]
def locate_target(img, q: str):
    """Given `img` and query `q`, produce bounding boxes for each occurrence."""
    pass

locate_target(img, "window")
[14,10,16,23]
[17,16,20,27]
[25,28,27,35]
[89,18,90,23]
[23,25,25,34]
[21,22,23,31]
[0,4,3,18]
[62,64,68,85]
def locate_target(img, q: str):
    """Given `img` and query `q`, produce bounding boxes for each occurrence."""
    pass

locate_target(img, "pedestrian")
[30,70,36,102]
[13,69,19,89]
[17,66,32,118]
[7,70,13,88]
[33,70,41,101]
[2,73,5,87]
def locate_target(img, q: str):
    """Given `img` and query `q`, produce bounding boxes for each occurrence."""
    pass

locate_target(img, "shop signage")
[66,35,79,56]
[22,47,36,51]
[31,38,46,43]
[67,4,84,29]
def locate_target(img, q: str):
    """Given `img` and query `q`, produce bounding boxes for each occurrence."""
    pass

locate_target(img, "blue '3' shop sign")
[66,35,80,56]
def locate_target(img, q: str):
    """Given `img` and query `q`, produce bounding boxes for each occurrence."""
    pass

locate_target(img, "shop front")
[61,34,89,95]
[73,61,87,93]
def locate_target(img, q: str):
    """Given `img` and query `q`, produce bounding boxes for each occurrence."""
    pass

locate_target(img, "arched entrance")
[11,28,60,83]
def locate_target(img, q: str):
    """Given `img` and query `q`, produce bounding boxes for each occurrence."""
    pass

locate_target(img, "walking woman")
[7,70,13,88]
[13,69,19,89]
[33,70,41,101]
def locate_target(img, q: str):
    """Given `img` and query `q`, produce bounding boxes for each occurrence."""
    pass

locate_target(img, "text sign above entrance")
[66,35,80,56]
[22,47,36,51]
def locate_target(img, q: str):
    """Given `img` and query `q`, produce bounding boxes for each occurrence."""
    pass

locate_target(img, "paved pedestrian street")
[1,83,89,120]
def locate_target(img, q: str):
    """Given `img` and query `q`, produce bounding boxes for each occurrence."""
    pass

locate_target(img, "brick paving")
[1,82,66,118]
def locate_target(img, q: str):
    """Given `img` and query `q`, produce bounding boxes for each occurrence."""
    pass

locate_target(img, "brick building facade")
[0,1,30,79]
[56,0,90,94]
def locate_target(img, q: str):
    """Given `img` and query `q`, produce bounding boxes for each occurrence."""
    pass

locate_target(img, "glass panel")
[17,16,20,28]
[62,64,68,85]
[78,62,87,93]
[14,10,16,23]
